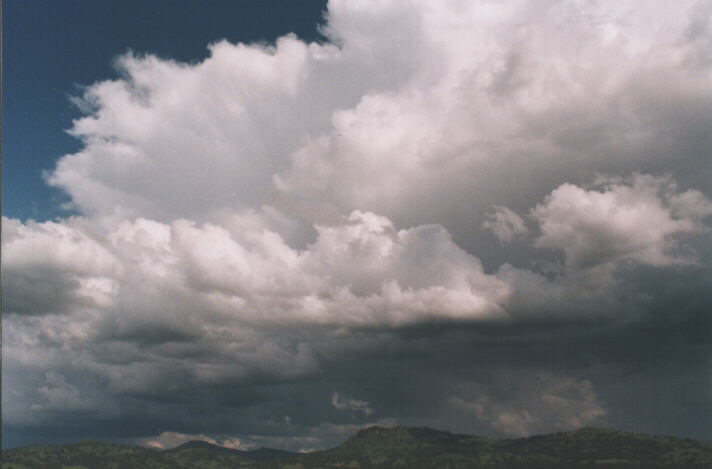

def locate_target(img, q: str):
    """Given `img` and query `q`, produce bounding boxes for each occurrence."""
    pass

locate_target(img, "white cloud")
[532,174,712,270]
[2,210,508,327]
[139,431,254,450]
[1,217,121,315]
[331,392,374,415]
[41,0,710,241]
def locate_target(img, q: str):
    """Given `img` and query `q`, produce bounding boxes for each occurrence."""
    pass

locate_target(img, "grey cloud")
[4,302,710,448]
[450,373,606,437]
[483,206,528,244]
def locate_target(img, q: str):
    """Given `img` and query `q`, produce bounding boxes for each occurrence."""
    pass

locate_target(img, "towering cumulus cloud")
[3,0,712,450]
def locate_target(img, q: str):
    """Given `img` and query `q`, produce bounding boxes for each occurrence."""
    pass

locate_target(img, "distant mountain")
[172,439,244,454]
[245,447,302,461]
[170,439,299,461]
[3,427,711,469]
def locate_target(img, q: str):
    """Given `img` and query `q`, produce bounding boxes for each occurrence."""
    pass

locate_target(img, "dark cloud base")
[5,294,710,450]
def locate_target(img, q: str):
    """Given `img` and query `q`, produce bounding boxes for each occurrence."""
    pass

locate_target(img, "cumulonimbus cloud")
[45,0,711,235]
[3,0,712,448]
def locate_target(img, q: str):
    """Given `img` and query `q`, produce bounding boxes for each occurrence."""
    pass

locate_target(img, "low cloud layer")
[3,0,712,450]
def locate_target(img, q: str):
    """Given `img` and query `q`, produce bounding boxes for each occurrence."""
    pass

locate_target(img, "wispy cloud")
[331,393,374,416]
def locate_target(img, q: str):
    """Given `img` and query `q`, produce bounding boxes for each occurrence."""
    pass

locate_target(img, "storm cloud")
[3,0,711,450]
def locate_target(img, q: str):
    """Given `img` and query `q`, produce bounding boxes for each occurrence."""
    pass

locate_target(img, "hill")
[2,427,711,469]
[260,426,712,468]
[0,439,297,469]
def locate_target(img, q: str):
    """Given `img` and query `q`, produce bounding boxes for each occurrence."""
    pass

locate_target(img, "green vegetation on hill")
[3,427,711,469]
[0,440,157,469]
[260,427,712,469]
[0,439,294,469]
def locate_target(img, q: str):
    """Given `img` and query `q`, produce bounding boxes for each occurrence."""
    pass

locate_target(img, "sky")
[2,0,711,452]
